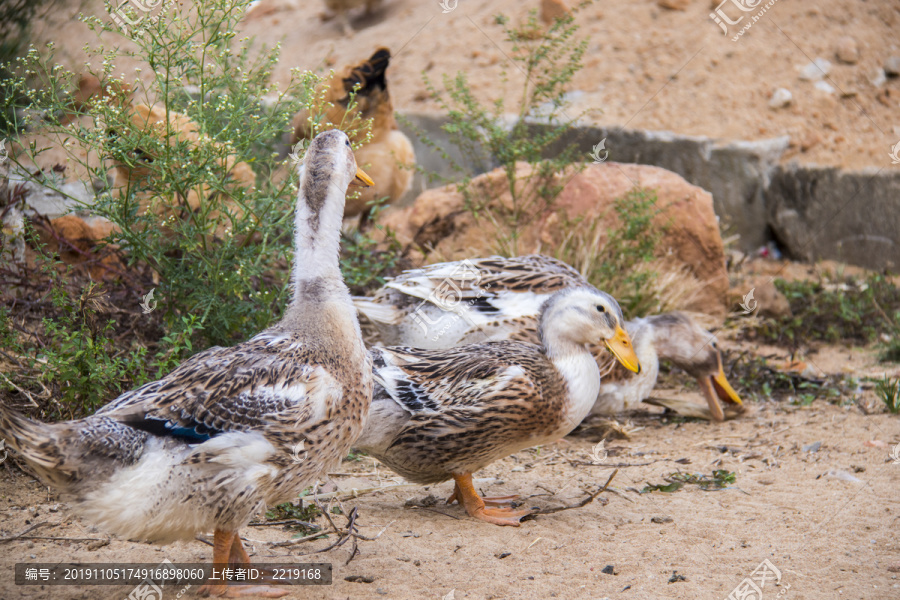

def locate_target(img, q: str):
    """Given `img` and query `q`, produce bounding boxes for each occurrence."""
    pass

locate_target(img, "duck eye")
[345,140,351,148]
[596,305,605,313]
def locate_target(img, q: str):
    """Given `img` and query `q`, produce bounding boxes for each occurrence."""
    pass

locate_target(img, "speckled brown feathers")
[367,342,569,484]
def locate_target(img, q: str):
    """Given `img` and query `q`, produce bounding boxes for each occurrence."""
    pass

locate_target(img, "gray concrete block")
[766,165,900,269]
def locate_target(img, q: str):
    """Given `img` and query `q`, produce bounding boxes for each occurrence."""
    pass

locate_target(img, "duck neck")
[541,328,601,426]
[287,175,348,312]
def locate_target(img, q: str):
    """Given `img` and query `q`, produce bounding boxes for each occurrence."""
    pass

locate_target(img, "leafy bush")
[4,0,320,347]
[408,2,593,257]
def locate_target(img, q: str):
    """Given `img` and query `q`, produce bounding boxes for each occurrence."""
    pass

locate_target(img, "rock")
[798,58,832,81]
[798,130,821,152]
[869,68,887,87]
[10,173,96,218]
[540,0,571,24]
[382,162,730,317]
[658,0,690,9]
[835,36,859,64]
[813,80,835,94]
[884,56,900,77]
[768,88,792,109]
[766,165,900,270]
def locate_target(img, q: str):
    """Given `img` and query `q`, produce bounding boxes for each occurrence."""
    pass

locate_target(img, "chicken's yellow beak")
[605,325,641,374]
[353,167,374,187]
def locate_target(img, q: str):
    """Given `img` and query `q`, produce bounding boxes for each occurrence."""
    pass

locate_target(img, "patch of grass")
[750,274,900,359]
[344,450,368,462]
[874,375,900,414]
[39,280,148,418]
[265,499,323,537]
[723,351,843,405]
[641,470,736,494]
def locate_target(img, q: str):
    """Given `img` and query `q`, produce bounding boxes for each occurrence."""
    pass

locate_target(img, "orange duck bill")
[697,352,743,422]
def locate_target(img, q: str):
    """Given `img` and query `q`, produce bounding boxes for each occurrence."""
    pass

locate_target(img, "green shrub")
[407,2,593,257]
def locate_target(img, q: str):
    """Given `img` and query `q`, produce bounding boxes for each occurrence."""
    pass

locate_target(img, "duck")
[590,312,742,422]
[352,254,742,421]
[352,254,584,348]
[355,287,641,526]
[292,47,415,224]
[0,129,375,598]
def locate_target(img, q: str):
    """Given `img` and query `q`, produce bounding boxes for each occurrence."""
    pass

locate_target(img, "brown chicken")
[108,103,255,238]
[292,47,415,223]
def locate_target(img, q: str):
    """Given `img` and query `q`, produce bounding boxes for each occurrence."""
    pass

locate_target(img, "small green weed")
[265,499,323,537]
[641,470,736,494]
[39,280,148,418]
[557,187,663,316]
[721,351,843,405]
[874,375,900,414]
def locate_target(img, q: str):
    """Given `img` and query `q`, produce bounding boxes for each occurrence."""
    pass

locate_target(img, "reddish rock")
[835,36,859,65]
[540,0,571,24]
[381,162,730,316]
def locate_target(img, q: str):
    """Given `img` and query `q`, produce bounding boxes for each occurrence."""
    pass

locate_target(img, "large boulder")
[381,162,729,316]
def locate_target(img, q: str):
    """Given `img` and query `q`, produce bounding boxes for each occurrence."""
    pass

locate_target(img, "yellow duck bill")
[605,325,641,374]
[354,167,375,187]
[698,354,743,422]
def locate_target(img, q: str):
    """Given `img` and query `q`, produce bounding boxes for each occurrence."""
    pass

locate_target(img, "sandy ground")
[25,0,900,172]
[1,337,899,600]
